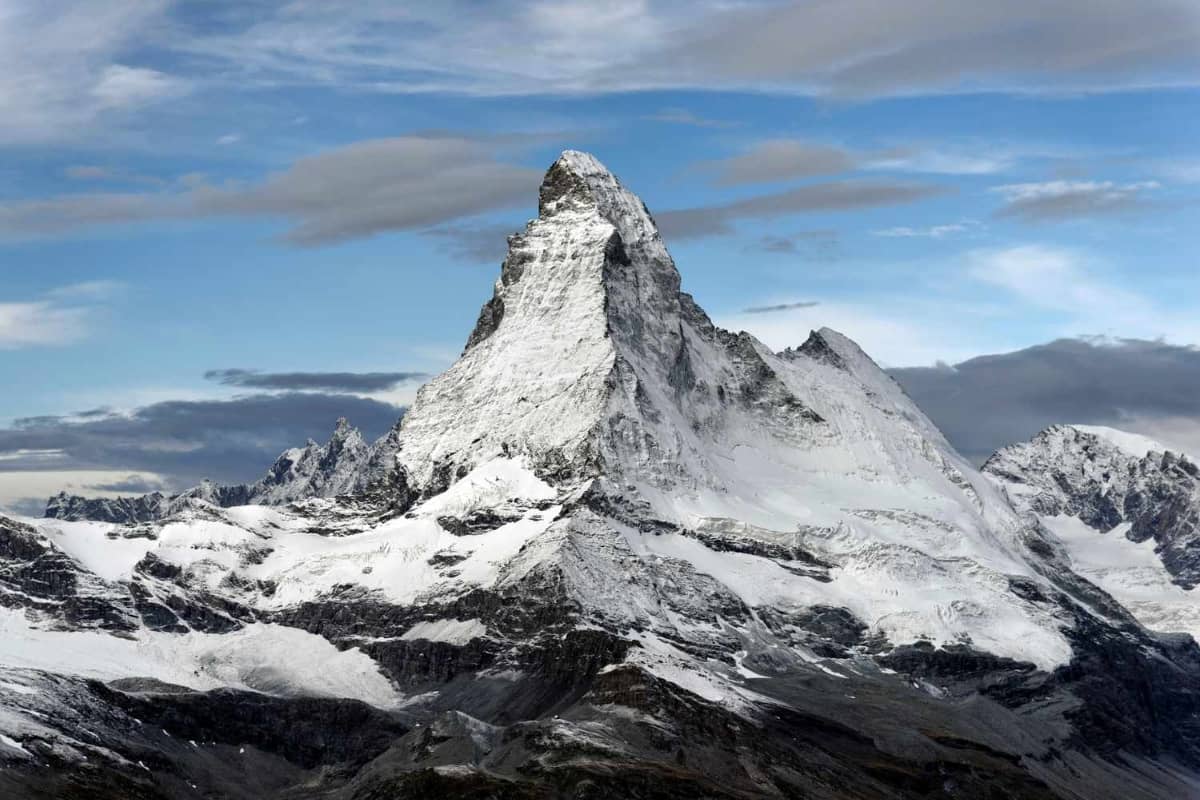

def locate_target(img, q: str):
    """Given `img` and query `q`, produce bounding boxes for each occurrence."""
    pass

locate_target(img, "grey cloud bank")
[891,337,1200,463]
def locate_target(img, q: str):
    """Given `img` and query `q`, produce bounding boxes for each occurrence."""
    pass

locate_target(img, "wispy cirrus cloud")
[425,223,519,264]
[991,180,1160,222]
[4,0,1197,152]
[0,134,541,246]
[0,1,184,144]
[657,180,949,240]
[63,165,165,186]
[645,0,1200,98]
[873,221,978,239]
[693,138,1033,190]
[866,148,1014,176]
[967,244,1150,316]
[644,107,738,128]
[750,229,841,260]
[963,244,1200,346]
[0,281,122,350]
[204,369,428,393]
[696,139,857,186]
[741,301,821,314]
[164,1,1200,98]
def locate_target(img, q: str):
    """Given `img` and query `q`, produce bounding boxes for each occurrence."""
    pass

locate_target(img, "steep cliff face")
[6,153,1200,800]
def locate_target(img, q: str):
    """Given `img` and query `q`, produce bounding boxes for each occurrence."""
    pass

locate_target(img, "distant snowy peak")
[44,417,379,523]
[984,423,1200,587]
[250,416,371,504]
[1071,424,1174,460]
[44,490,172,525]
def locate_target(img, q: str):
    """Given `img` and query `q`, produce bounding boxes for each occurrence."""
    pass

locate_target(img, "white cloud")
[644,107,738,128]
[716,301,1001,367]
[968,245,1149,316]
[991,180,1159,221]
[91,64,179,108]
[873,222,976,238]
[44,280,125,301]
[0,281,121,349]
[868,150,1013,175]
[966,244,1200,345]
[0,1,183,144]
[1156,160,1200,184]
[4,0,1195,147]
[177,1,1199,97]
[0,301,90,349]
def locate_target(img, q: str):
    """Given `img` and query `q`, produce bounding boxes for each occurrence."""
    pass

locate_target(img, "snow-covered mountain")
[985,423,1200,642]
[4,153,1200,799]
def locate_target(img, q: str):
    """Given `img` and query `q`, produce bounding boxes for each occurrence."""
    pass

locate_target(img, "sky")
[2,0,1199,511]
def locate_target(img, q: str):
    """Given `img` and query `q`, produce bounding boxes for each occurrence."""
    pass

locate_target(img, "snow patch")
[1042,515,1200,640]
[400,618,487,645]
[35,519,152,582]
[0,733,29,757]
[0,611,401,707]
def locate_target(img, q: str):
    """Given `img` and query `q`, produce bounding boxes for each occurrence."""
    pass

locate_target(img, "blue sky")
[2,1,1199,508]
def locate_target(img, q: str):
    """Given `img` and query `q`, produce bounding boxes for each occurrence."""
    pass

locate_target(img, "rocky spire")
[394,150,694,494]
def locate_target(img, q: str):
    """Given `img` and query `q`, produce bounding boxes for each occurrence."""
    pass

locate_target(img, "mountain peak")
[537,150,602,215]
[537,150,670,263]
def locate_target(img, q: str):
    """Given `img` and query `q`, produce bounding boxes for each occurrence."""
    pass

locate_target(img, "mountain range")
[3,151,1199,799]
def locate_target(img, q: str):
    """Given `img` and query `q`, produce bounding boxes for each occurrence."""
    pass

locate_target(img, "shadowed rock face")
[6,154,1200,799]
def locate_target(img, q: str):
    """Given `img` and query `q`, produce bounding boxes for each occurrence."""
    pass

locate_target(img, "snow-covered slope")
[362,150,1073,670]
[6,153,1200,800]
[985,423,1200,638]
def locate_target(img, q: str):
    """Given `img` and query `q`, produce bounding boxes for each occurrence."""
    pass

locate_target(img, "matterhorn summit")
[4,153,1200,799]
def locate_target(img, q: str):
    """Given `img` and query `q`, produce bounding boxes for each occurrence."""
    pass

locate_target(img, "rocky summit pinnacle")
[9,151,1200,799]
[395,150,696,493]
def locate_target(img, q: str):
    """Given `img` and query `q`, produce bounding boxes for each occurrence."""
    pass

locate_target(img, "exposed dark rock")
[0,515,137,631]
[437,510,522,536]
[985,424,1200,587]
